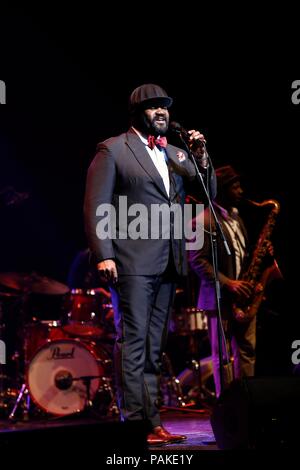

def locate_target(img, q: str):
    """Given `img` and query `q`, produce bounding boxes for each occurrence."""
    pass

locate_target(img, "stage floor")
[0,408,217,450]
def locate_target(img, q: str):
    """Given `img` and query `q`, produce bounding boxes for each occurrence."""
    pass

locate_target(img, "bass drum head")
[27,339,102,416]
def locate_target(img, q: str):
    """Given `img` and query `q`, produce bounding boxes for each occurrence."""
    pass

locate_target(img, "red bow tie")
[147,135,167,150]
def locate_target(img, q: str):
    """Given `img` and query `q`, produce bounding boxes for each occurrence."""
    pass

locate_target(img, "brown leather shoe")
[152,425,187,443]
[147,432,171,446]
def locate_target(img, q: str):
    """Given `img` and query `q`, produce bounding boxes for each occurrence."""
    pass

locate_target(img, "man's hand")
[187,129,209,169]
[97,259,118,284]
[224,279,253,302]
[187,129,206,154]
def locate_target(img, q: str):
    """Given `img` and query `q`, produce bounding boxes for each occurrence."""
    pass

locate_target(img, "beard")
[132,111,169,136]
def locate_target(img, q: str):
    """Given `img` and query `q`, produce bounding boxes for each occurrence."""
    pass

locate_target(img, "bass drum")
[27,339,110,416]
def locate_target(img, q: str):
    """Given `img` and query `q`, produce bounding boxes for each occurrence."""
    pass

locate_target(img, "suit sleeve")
[188,214,229,286]
[84,144,116,263]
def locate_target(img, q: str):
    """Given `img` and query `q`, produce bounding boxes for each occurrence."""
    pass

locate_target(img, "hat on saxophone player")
[129,83,173,114]
[215,165,240,189]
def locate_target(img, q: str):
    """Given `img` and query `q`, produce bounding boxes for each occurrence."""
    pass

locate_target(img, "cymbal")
[0,272,70,295]
[0,290,18,298]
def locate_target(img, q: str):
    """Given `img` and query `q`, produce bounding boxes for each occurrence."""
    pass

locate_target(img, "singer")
[84,83,216,446]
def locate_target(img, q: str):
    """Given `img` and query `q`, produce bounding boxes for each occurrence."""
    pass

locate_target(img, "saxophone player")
[188,165,274,397]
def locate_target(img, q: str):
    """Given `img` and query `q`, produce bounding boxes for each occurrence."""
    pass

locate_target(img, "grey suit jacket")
[84,128,216,276]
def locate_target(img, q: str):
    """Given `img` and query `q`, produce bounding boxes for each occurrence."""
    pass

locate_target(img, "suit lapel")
[125,130,169,199]
[166,145,183,201]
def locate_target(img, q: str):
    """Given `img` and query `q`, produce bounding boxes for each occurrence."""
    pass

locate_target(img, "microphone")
[170,121,209,168]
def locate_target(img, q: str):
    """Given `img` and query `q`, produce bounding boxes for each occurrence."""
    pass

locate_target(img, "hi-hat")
[0,272,70,295]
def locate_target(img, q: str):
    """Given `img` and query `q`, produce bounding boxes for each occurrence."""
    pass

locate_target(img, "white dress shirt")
[216,204,246,278]
[132,127,170,197]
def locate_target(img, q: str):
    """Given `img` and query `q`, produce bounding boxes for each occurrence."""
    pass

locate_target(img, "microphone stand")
[175,131,231,397]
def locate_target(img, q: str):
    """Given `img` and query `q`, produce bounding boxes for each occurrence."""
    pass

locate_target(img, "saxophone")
[233,198,281,322]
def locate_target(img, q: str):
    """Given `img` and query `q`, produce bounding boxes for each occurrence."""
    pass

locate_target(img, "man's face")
[227,180,244,206]
[143,106,169,136]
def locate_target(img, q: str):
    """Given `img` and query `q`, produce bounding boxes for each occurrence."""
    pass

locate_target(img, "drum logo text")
[48,346,75,360]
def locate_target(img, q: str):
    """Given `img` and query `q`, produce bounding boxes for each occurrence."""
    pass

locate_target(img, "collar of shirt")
[131,127,170,196]
[132,126,148,146]
[214,202,239,221]
[132,127,166,152]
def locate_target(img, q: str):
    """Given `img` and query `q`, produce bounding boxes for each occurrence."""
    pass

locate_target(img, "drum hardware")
[161,352,214,412]
[55,373,104,417]
[171,307,208,336]
[166,305,215,410]
[181,318,215,409]
[61,288,111,339]
[0,277,116,420]
[176,356,215,405]
[100,376,119,416]
[0,272,72,418]
[9,383,31,421]
[9,336,115,420]
[161,352,187,408]
[0,387,19,418]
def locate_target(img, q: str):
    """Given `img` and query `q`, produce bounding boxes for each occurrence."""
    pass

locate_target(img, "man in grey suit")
[84,84,215,445]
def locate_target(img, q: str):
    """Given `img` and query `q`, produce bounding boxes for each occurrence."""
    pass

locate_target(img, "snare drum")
[27,338,111,415]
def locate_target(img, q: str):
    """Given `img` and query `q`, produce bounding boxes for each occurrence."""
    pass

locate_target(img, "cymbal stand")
[8,292,32,420]
[161,352,187,408]
[9,383,31,420]
[183,327,216,407]
[0,301,5,404]
[101,376,119,415]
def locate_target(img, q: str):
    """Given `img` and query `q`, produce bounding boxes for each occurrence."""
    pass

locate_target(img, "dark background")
[0,6,298,374]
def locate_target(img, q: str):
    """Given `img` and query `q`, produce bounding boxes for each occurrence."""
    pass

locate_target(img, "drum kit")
[0,272,116,420]
[0,271,214,419]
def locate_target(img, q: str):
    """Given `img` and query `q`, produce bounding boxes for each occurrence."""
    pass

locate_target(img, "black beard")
[132,112,169,136]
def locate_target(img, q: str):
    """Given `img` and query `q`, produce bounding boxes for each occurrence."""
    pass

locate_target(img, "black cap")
[129,83,173,113]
